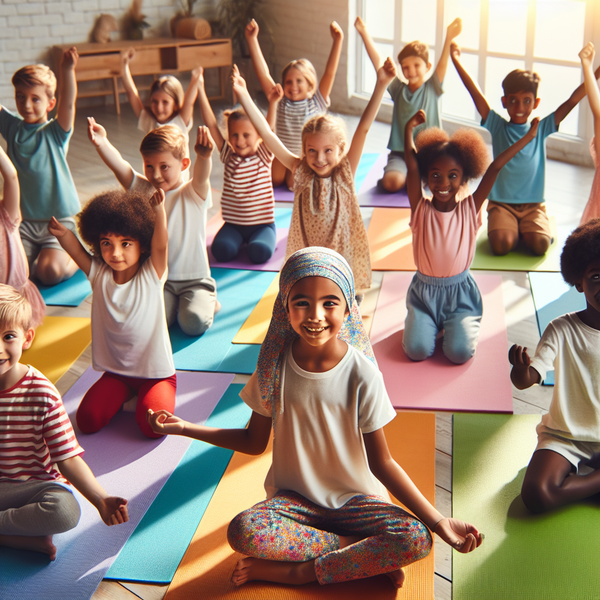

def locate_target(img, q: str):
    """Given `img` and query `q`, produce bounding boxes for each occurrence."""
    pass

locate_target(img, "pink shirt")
[410,195,481,277]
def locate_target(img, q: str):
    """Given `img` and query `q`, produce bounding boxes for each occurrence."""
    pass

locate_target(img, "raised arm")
[120,48,144,118]
[48,217,92,275]
[319,21,344,103]
[509,344,541,389]
[148,189,168,279]
[179,67,201,127]
[354,17,383,71]
[0,146,20,223]
[347,57,396,175]
[404,110,426,212]
[266,83,283,130]
[451,42,491,121]
[554,57,600,128]
[56,47,78,132]
[580,42,600,157]
[473,118,539,211]
[88,117,135,189]
[435,18,462,84]
[196,68,225,151]
[232,65,299,171]
[147,408,272,455]
[191,125,213,200]
[245,19,277,97]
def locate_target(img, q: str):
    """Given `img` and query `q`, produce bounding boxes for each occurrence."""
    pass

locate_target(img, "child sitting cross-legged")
[0,284,128,561]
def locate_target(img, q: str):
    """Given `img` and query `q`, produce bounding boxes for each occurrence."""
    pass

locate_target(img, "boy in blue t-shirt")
[452,43,599,256]
[355,16,462,193]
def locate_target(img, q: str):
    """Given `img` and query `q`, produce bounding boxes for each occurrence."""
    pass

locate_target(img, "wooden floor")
[44,100,594,600]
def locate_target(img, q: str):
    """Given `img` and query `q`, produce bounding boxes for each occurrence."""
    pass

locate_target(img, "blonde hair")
[148,75,184,113]
[140,125,188,161]
[281,59,318,96]
[222,107,254,138]
[301,114,347,158]
[0,284,33,332]
[12,64,57,100]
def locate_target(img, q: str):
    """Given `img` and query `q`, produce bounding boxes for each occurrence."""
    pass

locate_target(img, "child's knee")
[76,405,106,434]
[488,229,517,255]
[227,510,255,554]
[522,232,551,256]
[247,239,274,264]
[403,334,435,361]
[178,308,214,336]
[382,170,406,192]
[443,339,476,364]
[211,238,239,262]
[43,489,81,533]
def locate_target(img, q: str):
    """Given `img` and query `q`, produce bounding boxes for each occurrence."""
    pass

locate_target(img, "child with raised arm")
[88,121,218,336]
[403,109,539,364]
[245,19,344,188]
[197,67,278,264]
[0,146,45,328]
[355,16,462,193]
[49,188,175,439]
[0,48,81,286]
[148,247,482,589]
[0,284,128,561]
[233,59,396,294]
[451,43,600,256]
[509,219,600,513]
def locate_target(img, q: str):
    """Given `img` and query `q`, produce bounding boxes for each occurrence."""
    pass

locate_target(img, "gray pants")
[164,277,218,336]
[0,480,81,536]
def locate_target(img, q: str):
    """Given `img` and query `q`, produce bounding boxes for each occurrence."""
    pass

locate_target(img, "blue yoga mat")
[170,268,277,373]
[106,383,251,583]
[37,269,91,307]
[528,272,586,385]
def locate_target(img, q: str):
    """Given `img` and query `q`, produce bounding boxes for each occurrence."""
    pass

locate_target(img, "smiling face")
[149,89,177,124]
[427,154,464,212]
[575,258,600,329]
[15,84,55,124]
[400,55,430,91]
[143,150,188,192]
[502,91,540,124]
[0,322,34,391]
[100,233,143,283]
[304,132,342,178]
[228,117,260,158]
[283,66,311,102]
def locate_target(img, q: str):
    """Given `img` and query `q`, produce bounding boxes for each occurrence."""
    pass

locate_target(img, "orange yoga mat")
[367,208,416,271]
[164,411,435,600]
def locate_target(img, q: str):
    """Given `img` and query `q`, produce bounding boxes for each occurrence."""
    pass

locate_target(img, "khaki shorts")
[20,217,78,263]
[487,201,552,237]
[383,151,407,176]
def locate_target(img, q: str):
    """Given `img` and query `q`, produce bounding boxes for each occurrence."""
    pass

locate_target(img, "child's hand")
[408,109,427,128]
[48,216,69,238]
[330,21,343,41]
[245,19,259,40]
[148,188,165,209]
[231,64,248,97]
[98,496,129,526]
[121,47,135,66]
[435,517,483,553]
[87,116,107,147]
[62,46,79,70]
[147,408,186,436]
[450,41,461,61]
[508,344,531,367]
[579,42,595,68]
[378,57,397,85]
[191,66,203,83]
[446,17,462,41]
[195,125,214,158]
[267,83,284,105]
[354,16,366,35]
[527,117,540,139]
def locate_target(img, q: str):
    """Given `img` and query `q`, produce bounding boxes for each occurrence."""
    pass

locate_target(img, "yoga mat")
[371,272,513,413]
[357,153,411,208]
[0,367,234,600]
[367,207,415,271]
[22,315,91,384]
[453,413,600,600]
[37,268,92,307]
[471,216,561,272]
[106,383,252,583]
[164,411,436,600]
[170,267,277,374]
[528,272,585,386]
[207,208,293,272]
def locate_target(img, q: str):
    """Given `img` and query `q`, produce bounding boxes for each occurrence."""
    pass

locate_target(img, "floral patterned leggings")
[227,490,432,585]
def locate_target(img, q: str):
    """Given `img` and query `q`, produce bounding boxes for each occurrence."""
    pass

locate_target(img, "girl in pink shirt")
[403,109,539,363]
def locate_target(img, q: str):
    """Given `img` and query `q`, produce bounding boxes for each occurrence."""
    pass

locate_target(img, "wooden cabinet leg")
[112,76,120,115]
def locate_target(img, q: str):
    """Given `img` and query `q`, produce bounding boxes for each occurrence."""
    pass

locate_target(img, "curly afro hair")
[78,189,155,263]
[560,218,600,286]
[415,127,490,184]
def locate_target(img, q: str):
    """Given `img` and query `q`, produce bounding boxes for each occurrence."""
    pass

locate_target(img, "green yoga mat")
[453,413,600,600]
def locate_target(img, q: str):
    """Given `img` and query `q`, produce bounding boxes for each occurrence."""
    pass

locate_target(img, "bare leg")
[0,534,57,560]
[488,229,519,256]
[380,170,405,192]
[34,248,78,286]
[231,556,317,586]
[522,232,551,256]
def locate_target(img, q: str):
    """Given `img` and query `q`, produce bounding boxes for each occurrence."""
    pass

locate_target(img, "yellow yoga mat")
[22,316,91,384]
[164,411,435,600]
[367,208,416,271]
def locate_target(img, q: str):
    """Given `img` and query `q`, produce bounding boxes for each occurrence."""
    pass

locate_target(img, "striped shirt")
[220,141,275,226]
[0,366,83,483]
[276,90,329,156]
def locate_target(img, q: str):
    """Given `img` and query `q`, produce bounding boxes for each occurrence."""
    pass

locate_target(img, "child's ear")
[501,96,508,108]
[181,157,191,171]
[575,281,584,293]
[533,97,541,109]
[22,328,35,350]
[47,98,57,113]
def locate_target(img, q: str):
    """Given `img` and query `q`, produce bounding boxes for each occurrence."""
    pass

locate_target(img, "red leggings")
[76,372,177,439]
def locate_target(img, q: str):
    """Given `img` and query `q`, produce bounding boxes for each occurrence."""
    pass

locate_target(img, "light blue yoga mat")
[37,269,91,307]
[528,272,586,385]
[170,267,277,373]
[106,383,251,583]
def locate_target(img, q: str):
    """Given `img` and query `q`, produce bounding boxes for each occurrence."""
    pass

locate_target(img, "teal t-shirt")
[0,108,80,220]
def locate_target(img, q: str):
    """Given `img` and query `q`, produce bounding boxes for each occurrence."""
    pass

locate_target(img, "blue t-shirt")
[0,108,80,220]
[387,74,443,152]
[482,110,557,205]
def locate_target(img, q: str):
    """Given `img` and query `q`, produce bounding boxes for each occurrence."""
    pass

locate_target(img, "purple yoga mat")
[357,153,411,208]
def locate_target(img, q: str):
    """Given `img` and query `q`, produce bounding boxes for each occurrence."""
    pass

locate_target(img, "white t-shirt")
[241,343,397,508]
[132,174,212,281]
[88,259,175,379]
[530,312,600,441]
[138,110,193,136]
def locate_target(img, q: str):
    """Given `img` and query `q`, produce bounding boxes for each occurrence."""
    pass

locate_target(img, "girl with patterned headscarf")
[147,247,482,588]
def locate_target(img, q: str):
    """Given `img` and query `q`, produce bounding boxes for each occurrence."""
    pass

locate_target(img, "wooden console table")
[52,38,232,114]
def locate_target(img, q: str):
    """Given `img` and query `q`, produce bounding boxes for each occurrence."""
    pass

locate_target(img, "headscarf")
[257,246,375,416]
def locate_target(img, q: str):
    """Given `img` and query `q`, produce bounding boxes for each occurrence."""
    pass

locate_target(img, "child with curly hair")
[48,188,175,439]
[403,109,539,364]
[510,218,600,513]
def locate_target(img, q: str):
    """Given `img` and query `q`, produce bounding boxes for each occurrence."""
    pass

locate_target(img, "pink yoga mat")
[357,153,411,208]
[371,272,513,413]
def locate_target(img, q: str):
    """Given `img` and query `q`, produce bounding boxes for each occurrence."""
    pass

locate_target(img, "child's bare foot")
[0,534,57,560]
[386,567,406,588]
[231,556,317,586]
